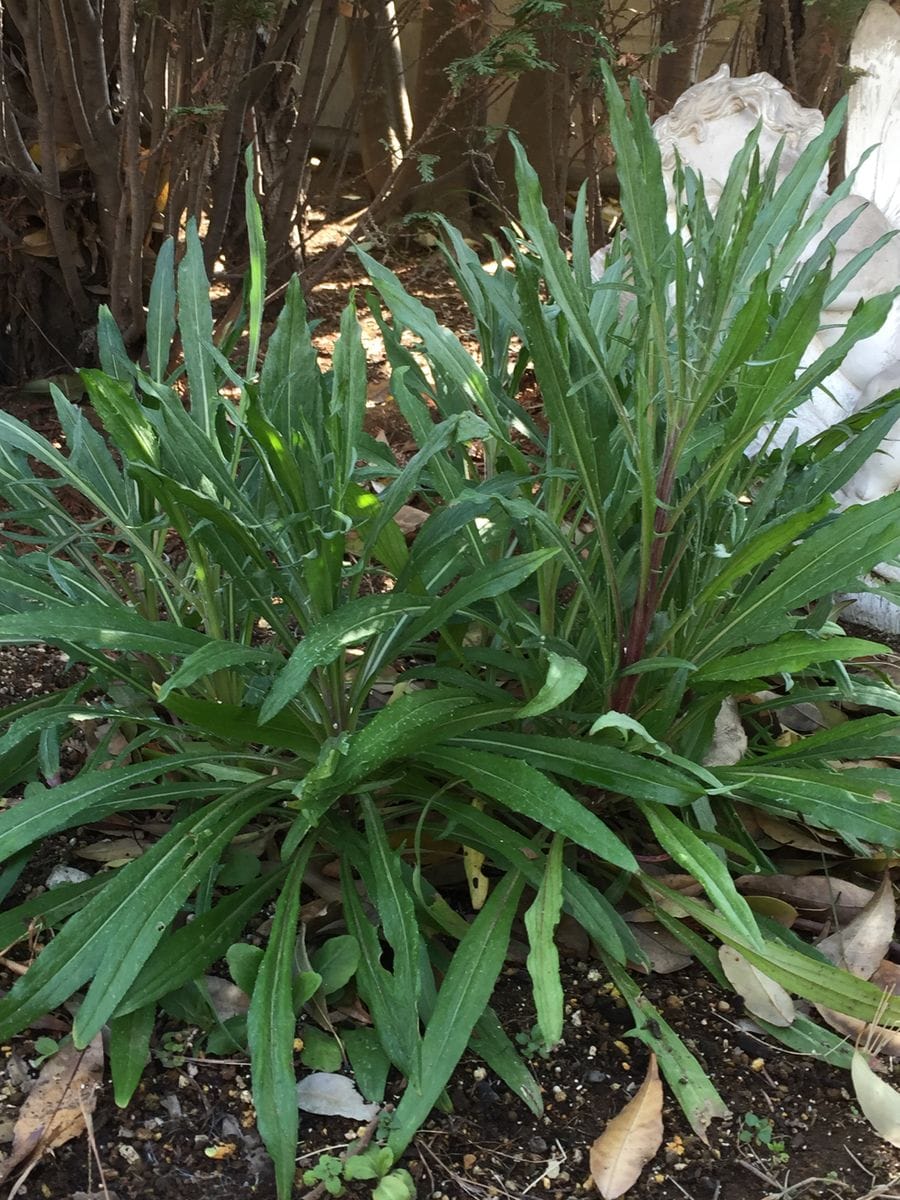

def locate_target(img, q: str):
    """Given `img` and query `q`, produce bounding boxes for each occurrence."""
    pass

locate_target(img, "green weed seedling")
[739,1112,789,1165]
[28,1035,61,1068]
[302,1146,414,1199]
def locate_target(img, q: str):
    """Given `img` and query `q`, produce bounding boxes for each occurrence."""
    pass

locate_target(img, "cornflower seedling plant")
[2,83,900,1195]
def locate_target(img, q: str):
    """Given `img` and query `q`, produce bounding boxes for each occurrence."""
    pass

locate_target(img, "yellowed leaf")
[852,1049,900,1147]
[464,843,489,910]
[718,946,795,1027]
[589,1054,663,1199]
[75,837,147,864]
[744,895,798,927]
[816,873,895,979]
[0,1035,103,1189]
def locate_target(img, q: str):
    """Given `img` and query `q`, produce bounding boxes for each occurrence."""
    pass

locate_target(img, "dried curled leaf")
[702,698,747,767]
[718,946,795,1027]
[852,1049,900,1147]
[589,1054,663,1199]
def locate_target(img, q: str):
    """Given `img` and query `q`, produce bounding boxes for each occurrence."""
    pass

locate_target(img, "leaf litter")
[0,1033,103,1194]
[589,1054,664,1199]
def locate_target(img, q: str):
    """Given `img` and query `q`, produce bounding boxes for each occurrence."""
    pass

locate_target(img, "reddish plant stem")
[612,433,679,713]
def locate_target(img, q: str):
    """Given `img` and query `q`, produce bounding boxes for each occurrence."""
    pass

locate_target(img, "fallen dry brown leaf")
[816,873,895,979]
[872,958,900,995]
[628,923,692,975]
[815,1005,900,1058]
[852,1049,900,1148]
[718,946,795,1027]
[735,874,873,923]
[589,1054,663,1199]
[754,812,840,854]
[0,1034,104,1194]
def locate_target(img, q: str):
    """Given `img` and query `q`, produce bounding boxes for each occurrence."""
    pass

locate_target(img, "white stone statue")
[592,4,900,628]
[650,59,900,505]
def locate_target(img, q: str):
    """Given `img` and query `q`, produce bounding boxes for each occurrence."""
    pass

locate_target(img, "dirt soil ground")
[3,214,900,1200]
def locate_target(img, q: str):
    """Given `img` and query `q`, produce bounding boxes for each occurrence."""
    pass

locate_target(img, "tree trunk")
[754,0,867,111]
[492,5,577,229]
[654,0,716,115]
[391,0,487,228]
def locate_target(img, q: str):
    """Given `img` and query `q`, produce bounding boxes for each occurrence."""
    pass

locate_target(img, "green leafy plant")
[739,1112,790,1164]
[2,74,900,1198]
[302,1146,414,1199]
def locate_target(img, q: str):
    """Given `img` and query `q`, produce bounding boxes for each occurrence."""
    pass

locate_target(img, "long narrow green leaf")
[0,602,211,655]
[430,795,635,966]
[388,871,524,1153]
[341,856,421,1078]
[0,759,229,858]
[0,786,272,1040]
[109,1004,155,1106]
[117,868,286,1016]
[244,146,266,376]
[524,834,564,1049]
[360,799,423,1028]
[660,885,900,1025]
[721,764,900,848]
[458,732,705,806]
[425,747,637,872]
[702,495,900,658]
[260,594,431,722]
[693,634,887,683]
[158,642,274,701]
[248,841,314,1200]
[147,237,176,382]
[178,221,218,436]
[605,961,731,1139]
[0,875,108,951]
[638,802,762,946]
[72,785,275,1044]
